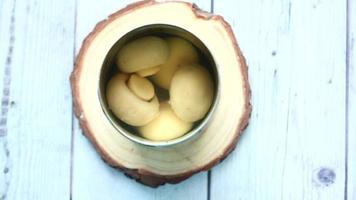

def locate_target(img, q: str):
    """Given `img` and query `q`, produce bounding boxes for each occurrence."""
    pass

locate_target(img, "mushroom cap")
[170,64,214,122]
[116,36,169,73]
[138,102,193,141]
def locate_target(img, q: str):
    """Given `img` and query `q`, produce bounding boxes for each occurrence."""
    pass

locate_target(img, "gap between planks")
[344,0,352,199]
[70,0,78,199]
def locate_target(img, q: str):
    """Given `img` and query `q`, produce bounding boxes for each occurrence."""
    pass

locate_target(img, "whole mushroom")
[138,102,193,141]
[151,37,199,89]
[170,64,214,122]
[116,36,169,73]
[106,73,159,126]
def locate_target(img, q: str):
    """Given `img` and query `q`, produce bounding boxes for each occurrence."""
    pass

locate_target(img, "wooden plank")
[0,0,13,94]
[347,0,356,198]
[0,0,75,199]
[211,0,346,199]
[72,0,211,199]
[0,0,14,198]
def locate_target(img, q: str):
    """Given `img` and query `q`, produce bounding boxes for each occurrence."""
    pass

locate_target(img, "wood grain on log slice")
[70,0,251,187]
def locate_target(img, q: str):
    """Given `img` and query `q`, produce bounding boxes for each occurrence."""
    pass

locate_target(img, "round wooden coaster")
[71,0,251,187]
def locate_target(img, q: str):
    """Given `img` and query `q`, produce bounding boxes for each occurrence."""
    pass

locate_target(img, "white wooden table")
[0,0,355,199]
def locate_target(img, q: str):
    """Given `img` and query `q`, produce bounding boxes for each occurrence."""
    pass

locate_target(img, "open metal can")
[98,24,220,147]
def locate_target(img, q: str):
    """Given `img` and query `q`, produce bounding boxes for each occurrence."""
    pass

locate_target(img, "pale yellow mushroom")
[106,73,159,126]
[127,74,154,101]
[136,66,161,77]
[116,36,169,73]
[151,37,199,89]
[167,37,199,64]
[138,102,193,141]
[170,64,214,122]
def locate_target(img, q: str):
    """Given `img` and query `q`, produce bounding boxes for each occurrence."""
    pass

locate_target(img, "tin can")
[98,24,220,147]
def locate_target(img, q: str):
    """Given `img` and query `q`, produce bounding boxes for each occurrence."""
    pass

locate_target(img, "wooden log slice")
[70,0,251,187]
